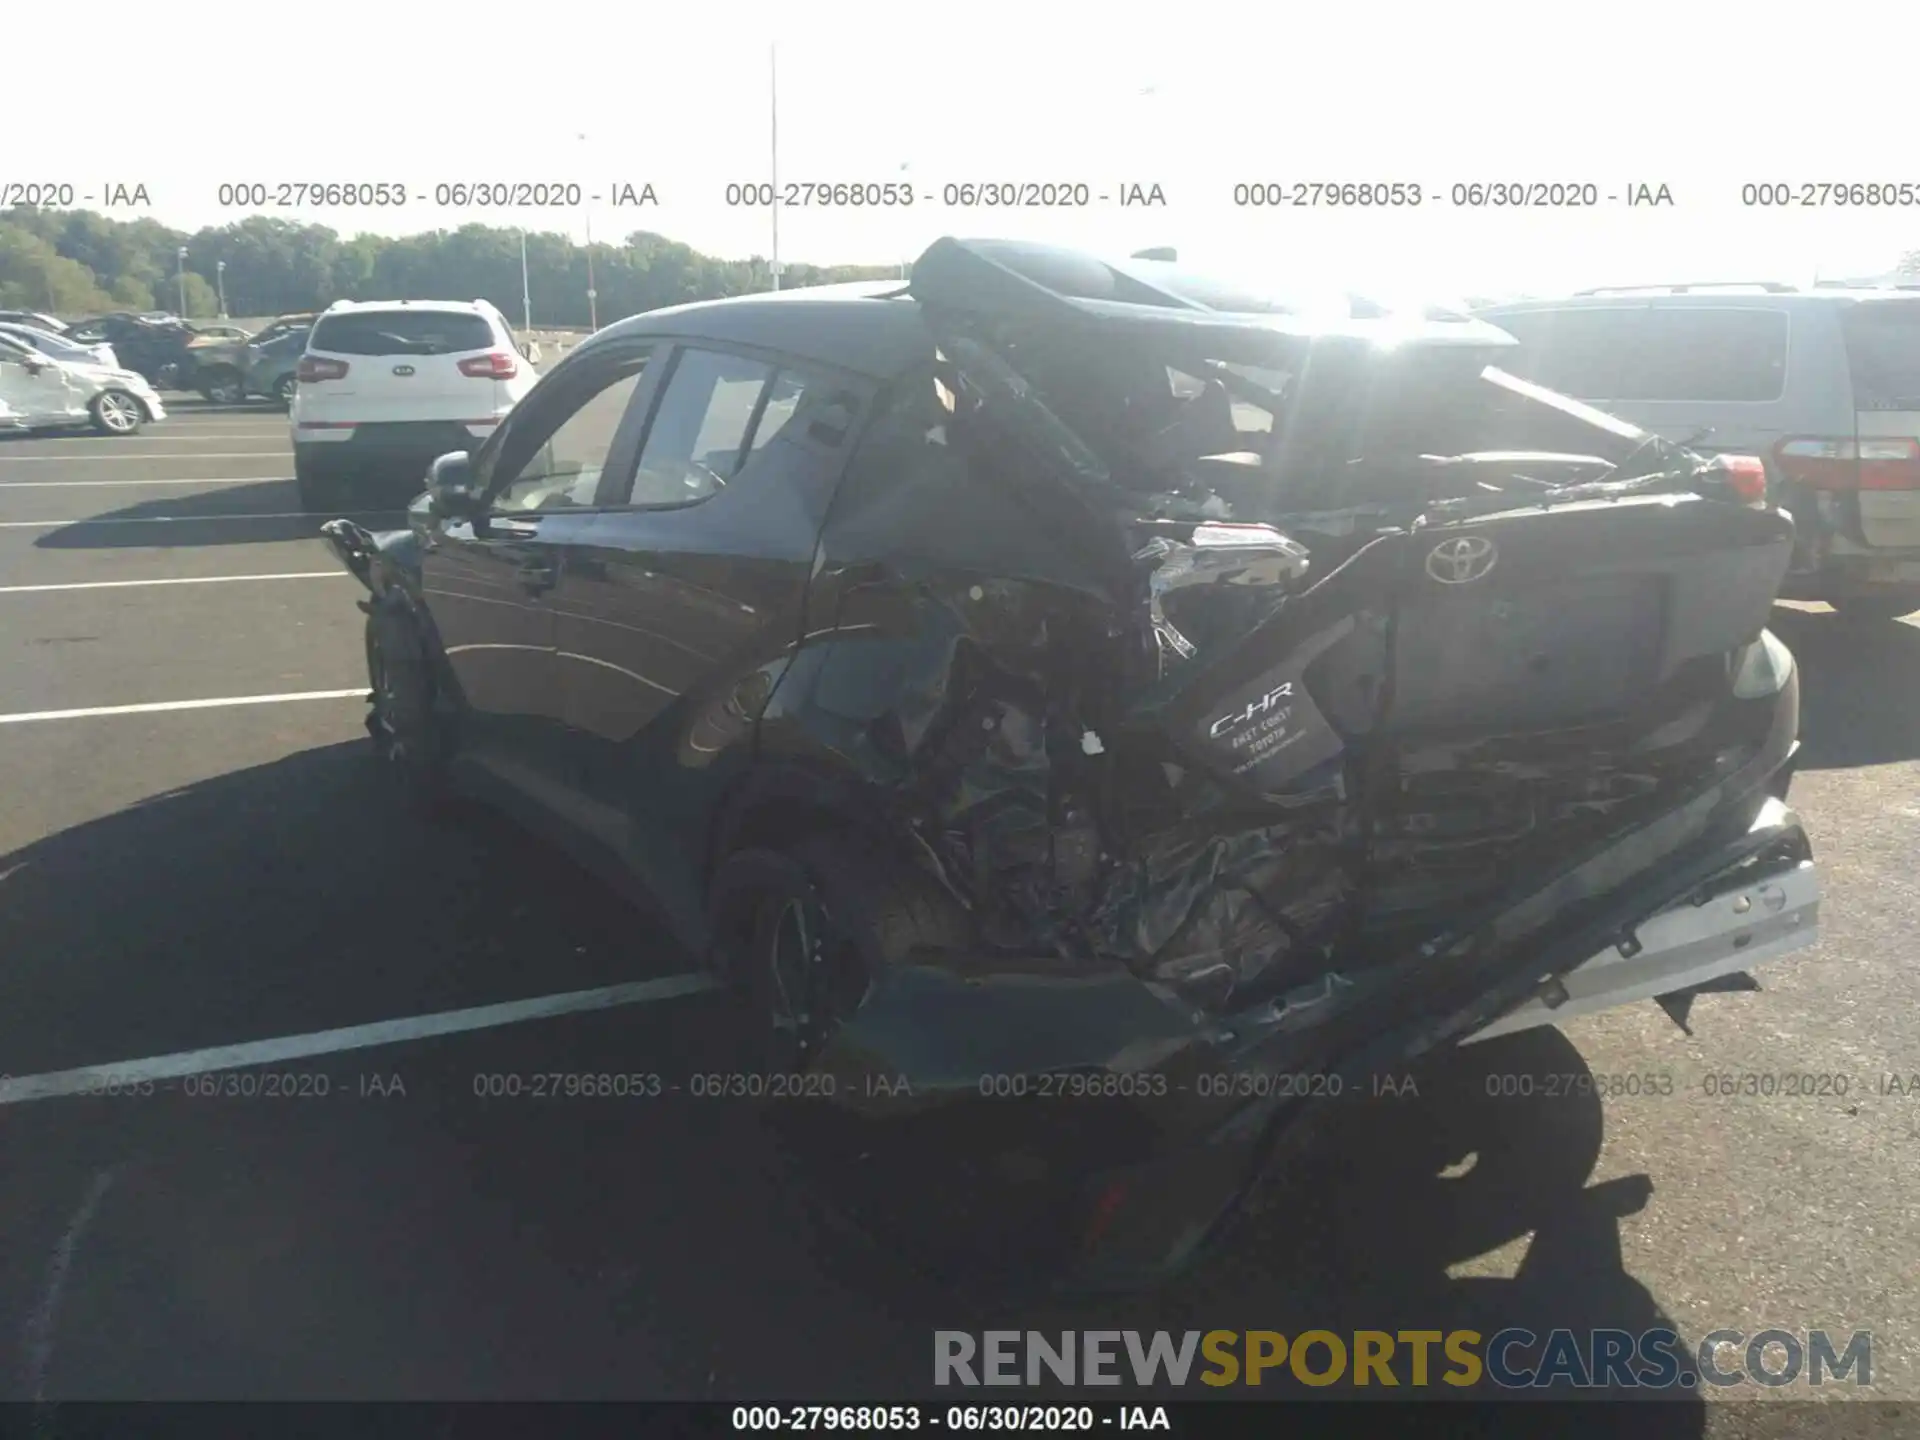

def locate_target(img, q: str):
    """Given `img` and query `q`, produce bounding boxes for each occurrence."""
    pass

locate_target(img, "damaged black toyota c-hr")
[322,237,1820,1291]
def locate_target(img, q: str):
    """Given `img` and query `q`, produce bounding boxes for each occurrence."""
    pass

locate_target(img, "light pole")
[215,260,227,319]
[769,44,781,291]
[898,161,912,279]
[176,246,188,316]
[577,132,597,331]
[520,228,533,335]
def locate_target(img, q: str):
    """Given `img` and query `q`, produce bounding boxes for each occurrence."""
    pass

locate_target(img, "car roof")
[317,299,501,316]
[575,281,928,379]
[577,239,1515,379]
[1482,288,1920,313]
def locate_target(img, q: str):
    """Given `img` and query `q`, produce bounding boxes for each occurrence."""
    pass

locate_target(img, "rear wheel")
[704,838,1108,1292]
[273,374,296,408]
[199,367,245,405]
[88,390,142,436]
[705,837,970,1075]
[1830,595,1918,623]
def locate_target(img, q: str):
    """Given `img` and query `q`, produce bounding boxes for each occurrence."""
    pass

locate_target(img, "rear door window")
[1615,308,1789,403]
[1484,308,1636,400]
[308,310,495,357]
[623,348,777,506]
[1840,302,1920,411]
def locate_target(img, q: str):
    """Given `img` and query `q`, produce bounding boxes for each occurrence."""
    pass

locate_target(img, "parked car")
[239,325,311,407]
[64,312,199,389]
[248,313,319,348]
[0,321,118,370]
[1478,283,1920,622]
[0,310,70,335]
[291,298,539,510]
[321,238,1817,1291]
[0,329,165,434]
[189,313,316,404]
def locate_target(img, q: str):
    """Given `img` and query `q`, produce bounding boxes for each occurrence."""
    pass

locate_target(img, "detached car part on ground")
[322,239,1818,1292]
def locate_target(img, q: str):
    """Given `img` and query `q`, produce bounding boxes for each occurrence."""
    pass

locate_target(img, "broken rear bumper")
[1043,788,1814,1291]
[1464,797,1817,1044]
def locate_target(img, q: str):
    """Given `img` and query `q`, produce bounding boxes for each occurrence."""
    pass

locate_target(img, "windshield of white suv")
[309,311,495,357]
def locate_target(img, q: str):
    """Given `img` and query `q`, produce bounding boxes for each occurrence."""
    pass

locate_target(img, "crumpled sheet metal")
[1133,522,1311,666]
[812,958,1205,1109]
[1081,821,1351,1010]
[820,569,1350,1014]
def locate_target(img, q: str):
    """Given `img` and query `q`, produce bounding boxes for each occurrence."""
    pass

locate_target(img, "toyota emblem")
[1425,535,1498,584]
[392,364,416,377]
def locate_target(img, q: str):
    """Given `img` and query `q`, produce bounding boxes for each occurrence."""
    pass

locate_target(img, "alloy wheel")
[764,894,830,1071]
[97,393,139,432]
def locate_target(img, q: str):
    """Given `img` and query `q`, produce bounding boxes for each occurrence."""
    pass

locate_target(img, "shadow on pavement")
[0,746,1702,1417]
[29,480,408,551]
[0,739,682,1076]
[1771,606,1920,770]
[707,1028,1707,1419]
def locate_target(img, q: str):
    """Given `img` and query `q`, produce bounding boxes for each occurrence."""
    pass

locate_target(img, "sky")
[11,0,1920,304]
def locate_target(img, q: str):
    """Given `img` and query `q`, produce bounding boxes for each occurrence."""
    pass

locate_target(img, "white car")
[291,298,539,511]
[0,321,119,370]
[0,331,165,435]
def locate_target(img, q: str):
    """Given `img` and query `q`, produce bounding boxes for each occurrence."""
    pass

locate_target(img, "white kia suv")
[291,298,539,510]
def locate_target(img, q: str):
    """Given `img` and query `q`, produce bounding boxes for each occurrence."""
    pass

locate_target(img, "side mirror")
[426,450,481,520]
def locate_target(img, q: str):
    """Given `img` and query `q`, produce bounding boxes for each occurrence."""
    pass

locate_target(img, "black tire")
[364,605,453,809]
[88,389,143,436]
[703,838,1105,1296]
[273,374,296,409]
[199,367,245,405]
[705,836,971,1077]
[294,452,344,513]
[1830,595,1918,623]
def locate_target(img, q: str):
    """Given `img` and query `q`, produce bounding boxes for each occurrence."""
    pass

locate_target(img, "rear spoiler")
[907,237,1518,367]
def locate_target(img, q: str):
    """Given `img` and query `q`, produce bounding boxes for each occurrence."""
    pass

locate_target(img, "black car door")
[418,340,661,793]
[544,342,868,933]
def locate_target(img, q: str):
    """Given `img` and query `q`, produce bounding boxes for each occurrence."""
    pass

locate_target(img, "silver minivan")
[1478,285,1920,621]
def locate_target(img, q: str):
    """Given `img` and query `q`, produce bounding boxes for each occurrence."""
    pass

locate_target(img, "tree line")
[0,208,897,326]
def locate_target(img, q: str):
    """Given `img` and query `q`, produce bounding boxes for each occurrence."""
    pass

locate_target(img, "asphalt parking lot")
[0,403,1917,1426]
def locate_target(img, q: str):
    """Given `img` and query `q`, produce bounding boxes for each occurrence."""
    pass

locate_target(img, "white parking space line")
[0,453,288,461]
[0,573,344,595]
[0,689,367,726]
[0,511,401,529]
[0,974,723,1106]
[23,1167,118,1401]
[0,477,289,487]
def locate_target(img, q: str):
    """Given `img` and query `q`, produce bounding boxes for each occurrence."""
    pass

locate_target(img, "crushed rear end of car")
[770,239,1818,1289]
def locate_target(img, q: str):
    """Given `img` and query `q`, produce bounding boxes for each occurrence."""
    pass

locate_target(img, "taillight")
[1774,435,1920,490]
[1858,438,1920,489]
[297,355,349,383]
[1712,454,1769,507]
[457,351,518,380]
